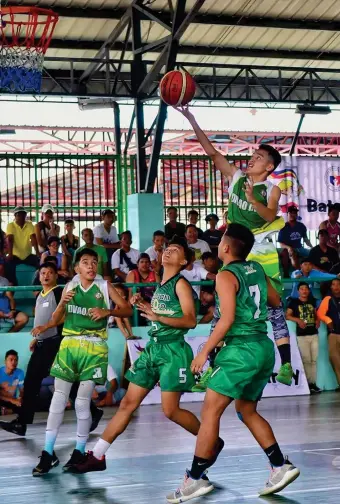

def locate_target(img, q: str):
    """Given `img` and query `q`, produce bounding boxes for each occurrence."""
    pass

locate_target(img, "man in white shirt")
[185,224,211,264]
[93,210,120,264]
[144,230,165,273]
[111,231,140,282]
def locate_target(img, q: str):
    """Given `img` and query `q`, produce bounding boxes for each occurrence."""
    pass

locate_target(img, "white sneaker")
[166,470,214,503]
[259,458,300,496]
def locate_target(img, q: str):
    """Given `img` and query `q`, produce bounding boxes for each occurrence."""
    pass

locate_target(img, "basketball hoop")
[0,6,58,93]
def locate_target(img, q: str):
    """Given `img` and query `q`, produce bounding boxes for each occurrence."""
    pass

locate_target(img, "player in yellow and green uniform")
[70,236,224,474]
[177,106,293,388]
[167,224,300,503]
[32,248,132,477]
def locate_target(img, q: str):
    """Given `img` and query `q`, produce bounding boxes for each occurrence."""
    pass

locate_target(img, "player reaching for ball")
[176,105,293,387]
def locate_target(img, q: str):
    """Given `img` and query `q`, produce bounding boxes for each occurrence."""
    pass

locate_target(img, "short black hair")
[331,278,340,286]
[47,236,60,246]
[185,224,197,232]
[300,258,312,265]
[120,230,132,240]
[153,230,165,238]
[167,206,177,214]
[318,229,329,237]
[43,255,58,265]
[102,209,114,217]
[82,227,93,235]
[38,262,58,274]
[258,144,282,171]
[74,247,98,264]
[298,281,310,290]
[169,235,192,270]
[201,251,214,262]
[328,204,339,215]
[224,223,255,260]
[65,218,75,225]
[188,248,196,261]
[5,349,18,359]
[138,253,151,263]
[188,209,199,217]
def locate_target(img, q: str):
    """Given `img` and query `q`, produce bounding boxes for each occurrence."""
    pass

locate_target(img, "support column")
[127,193,164,252]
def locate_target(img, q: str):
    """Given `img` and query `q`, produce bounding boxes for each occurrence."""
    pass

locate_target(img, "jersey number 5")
[249,285,261,319]
[179,368,187,383]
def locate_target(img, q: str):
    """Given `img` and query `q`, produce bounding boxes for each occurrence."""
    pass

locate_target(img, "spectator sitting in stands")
[0,266,29,332]
[218,209,228,234]
[319,204,340,251]
[180,249,216,324]
[145,230,165,274]
[74,228,110,279]
[202,213,223,257]
[109,284,138,340]
[185,224,211,264]
[317,278,340,388]
[188,210,203,238]
[278,206,313,277]
[309,229,340,274]
[61,219,79,261]
[201,251,219,274]
[164,206,186,241]
[111,230,140,282]
[92,364,126,407]
[5,207,40,285]
[290,259,339,300]
[35,204,60,254]
[41,236,69,279]
[286,282,321,393]
[0,350,24,415]
[93,209,120,265]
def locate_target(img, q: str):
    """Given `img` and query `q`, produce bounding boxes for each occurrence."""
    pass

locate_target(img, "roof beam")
[45,39,340,62]
[6,2,340,31]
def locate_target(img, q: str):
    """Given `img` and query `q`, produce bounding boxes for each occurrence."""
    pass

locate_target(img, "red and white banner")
[126,324,309,406]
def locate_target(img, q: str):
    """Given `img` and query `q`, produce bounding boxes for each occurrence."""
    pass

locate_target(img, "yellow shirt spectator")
[6,220,35,260]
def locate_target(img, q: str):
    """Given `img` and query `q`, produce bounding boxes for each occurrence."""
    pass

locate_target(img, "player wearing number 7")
[167,224,300,503]
[71,236,224,474]
[32,248,133,476]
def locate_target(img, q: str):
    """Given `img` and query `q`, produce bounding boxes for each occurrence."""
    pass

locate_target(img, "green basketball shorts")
[208,337,275,401]
[125,339,196,392]
[51,336,108,385]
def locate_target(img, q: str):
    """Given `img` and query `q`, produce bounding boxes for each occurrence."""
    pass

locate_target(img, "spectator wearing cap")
[185,224,211,264]
[5,207,40,284]
[144,230,165,274]
[309,229,340,274]
[35,204,60,254]
[187,210,203,238]
[61,219,79,261]
[40,236,69,279]
[202,213,223,257]
[319,204,340,252]
[278,205,313,277]
[290,258,339,300]
[165,207,186,241]
[111,231,140,282]
[93,209,120,265]
[73,228,109,279]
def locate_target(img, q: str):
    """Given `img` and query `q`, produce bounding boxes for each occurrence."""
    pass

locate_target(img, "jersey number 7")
[249,285,261,319]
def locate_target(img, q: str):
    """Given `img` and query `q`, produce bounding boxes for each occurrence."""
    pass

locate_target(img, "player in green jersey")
[32,248,132,476]
[166,224,300,503]
[176,106,293,387]
[70,236,223,474]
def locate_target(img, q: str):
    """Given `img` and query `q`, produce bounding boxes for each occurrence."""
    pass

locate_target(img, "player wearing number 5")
[32,248,132,476]
[71,236,224,474]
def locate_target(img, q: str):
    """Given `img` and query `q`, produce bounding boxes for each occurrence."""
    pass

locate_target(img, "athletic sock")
[93,438,111,460]
[75,438,87,454]
[278,344,291,366]
[264,443,285,467]
[44,430,58,456]
[190,455,211,479]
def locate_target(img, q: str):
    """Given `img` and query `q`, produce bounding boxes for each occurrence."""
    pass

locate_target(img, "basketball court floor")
[0,392,339,504]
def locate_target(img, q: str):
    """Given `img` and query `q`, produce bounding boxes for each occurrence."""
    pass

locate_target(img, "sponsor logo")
[324,166,340,192]
[307,199,335,213]
[244,264,256,275]
[95,292,103,299]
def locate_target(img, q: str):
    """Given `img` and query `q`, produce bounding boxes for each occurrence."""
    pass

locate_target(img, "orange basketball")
[159,70,196,106]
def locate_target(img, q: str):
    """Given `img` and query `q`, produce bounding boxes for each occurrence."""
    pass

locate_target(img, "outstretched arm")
[175,105,236,178]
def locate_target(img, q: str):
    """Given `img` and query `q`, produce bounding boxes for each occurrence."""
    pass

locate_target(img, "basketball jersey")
[228,169,284,242]
[62,278,110,339]
[216,260,268,340]
[148,274,193,342]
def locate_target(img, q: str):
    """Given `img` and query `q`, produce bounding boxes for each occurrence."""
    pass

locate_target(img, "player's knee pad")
[49,389,68,414]
[75,397,91,420]
[236,411,244,423]
[267,304,290,341]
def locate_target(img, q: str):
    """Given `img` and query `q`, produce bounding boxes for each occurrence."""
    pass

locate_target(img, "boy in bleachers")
[0,265,29,332]
[0,350,24,414]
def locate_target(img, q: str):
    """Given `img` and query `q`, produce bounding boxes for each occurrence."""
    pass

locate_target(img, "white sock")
[93,438,111,460]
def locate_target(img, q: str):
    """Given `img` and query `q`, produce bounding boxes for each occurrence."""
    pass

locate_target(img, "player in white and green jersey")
[177,106,293,387]
[32,248,132,477]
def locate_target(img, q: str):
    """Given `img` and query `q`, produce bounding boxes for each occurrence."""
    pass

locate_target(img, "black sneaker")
[68,451,106,474]
[310,383,322,393]
[32,451,59,477]
[90,408,103,432]
[0,418,27,436]
[63,449,86,472]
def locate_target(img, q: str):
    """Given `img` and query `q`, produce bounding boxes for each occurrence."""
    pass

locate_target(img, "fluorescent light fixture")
[296,104,331,115]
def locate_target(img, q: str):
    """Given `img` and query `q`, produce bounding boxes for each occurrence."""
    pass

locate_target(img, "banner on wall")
[269,157,340,229]
[127,327,309,406]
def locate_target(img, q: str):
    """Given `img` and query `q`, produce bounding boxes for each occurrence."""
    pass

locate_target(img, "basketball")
[159,70,196,106]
